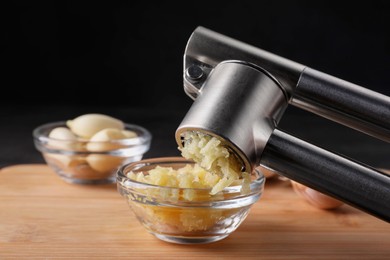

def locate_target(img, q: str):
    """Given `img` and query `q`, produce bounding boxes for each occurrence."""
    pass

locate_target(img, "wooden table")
[1,164,389,259]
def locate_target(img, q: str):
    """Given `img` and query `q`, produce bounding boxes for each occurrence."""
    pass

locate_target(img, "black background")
[3,1,390,107]
[1,1,389,167]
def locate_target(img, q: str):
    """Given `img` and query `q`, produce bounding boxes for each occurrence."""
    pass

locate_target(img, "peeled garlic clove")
[43,153,85,169]
[49,127,77,140]
[86,154,123,173]
[291,180,344,210]
[48,127,77,150]
[122,130,137,138]
[86,128,129,151]
[66,114,124,138]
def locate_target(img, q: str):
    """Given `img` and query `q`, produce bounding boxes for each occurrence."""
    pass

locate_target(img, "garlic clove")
[49,127,77,140]
[86,154,124,173]
[48,127,77,150]
[66,114,124,138]
[122,130,137,138]
[86,128,129,151]
[43,153,85,170]
[291,180,344,210]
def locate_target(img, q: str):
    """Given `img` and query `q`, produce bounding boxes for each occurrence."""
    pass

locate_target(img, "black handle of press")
[292,67,390,143]
[261,129,390,222]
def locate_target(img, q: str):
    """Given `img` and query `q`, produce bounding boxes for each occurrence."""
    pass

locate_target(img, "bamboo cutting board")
[0,164,389,259]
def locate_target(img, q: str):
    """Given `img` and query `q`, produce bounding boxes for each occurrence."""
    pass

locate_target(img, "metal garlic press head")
[176,26,390,222]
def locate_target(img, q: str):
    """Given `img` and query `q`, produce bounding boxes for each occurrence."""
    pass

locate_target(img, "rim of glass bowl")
[33,121,152,156]
[117,157,265,203]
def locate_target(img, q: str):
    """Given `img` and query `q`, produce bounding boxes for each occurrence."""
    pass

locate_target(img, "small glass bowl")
[33,121,152,184]
[117,157,265,244]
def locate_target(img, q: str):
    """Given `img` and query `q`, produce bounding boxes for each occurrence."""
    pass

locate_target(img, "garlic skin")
[291,180,344,210]
[66,114,124,138]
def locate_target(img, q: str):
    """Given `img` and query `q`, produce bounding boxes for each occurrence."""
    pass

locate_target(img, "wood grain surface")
[1,164,389,259]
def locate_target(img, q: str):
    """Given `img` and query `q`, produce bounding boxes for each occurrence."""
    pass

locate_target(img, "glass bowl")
[33,121,152,184]
[117,157,265,244]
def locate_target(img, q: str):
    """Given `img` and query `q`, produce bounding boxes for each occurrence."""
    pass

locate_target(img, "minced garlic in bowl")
[117,157,264,244]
